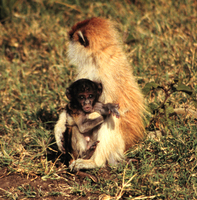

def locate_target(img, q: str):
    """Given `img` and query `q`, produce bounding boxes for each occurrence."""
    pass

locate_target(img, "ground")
[0,164,121,199]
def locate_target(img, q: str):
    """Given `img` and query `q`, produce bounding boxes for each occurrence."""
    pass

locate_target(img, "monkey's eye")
[78,95,84,100]
[89,94,94,99]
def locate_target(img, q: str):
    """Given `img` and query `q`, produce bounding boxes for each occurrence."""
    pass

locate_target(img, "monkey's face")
[77,91,95,113]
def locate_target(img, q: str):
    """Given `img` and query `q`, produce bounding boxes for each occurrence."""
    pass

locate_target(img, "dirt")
[0,166,113,200]
[0,167,68,199]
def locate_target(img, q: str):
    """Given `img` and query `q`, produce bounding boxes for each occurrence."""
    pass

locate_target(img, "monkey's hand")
[94,102,120,118]
[99,103,120,118]
[107,103,120,118]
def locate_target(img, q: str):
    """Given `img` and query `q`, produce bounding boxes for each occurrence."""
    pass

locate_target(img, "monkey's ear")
[66,88,72,100]
[97,83,103,96]
[77,31,89,47]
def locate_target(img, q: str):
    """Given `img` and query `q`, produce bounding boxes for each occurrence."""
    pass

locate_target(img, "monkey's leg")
[70,141,99,171]
[54,110,67,152]
[69,116,125,171]
[82,141,100,159]
[71,126,87,157]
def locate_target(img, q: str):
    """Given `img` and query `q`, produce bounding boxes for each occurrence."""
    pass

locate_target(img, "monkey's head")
[68,17,119,67]
[66,79,102,113]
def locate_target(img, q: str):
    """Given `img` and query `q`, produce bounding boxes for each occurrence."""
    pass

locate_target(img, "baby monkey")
[62,79,119,164]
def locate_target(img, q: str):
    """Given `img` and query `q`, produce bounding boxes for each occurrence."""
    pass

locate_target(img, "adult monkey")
[55,17,145,171]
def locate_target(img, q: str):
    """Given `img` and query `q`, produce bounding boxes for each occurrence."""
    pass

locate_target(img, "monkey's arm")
[54,109,76,153]
[94,102,120,118]
[54,110,67,152]
[74,112,104,134]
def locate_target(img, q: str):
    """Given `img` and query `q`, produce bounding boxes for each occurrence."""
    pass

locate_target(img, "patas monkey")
[54,17,145,171]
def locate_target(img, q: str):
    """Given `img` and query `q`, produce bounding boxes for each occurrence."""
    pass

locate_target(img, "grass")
[0,0,196,199]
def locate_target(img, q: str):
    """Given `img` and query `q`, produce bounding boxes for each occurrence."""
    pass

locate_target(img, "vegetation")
[0,0,196,199]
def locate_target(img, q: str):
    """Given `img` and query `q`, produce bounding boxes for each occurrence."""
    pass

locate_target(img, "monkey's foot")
[69,158,98,171]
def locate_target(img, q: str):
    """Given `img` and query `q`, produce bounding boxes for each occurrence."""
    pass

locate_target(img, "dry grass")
[0,0,196,199]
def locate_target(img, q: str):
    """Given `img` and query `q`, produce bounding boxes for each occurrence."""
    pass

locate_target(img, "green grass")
[0,0,196,199]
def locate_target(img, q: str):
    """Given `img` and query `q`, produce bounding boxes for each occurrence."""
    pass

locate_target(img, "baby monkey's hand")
[94,102,120,118]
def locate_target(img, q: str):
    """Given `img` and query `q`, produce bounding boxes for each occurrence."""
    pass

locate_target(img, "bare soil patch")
[0,166,117,199]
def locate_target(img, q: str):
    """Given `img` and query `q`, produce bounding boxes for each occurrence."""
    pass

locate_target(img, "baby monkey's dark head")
[66,79,102,113]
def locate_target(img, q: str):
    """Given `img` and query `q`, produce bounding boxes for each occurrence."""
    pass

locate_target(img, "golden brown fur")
[55,17,145,170]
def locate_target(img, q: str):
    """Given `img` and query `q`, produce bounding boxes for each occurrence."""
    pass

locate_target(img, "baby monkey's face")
[77,91,95,113]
